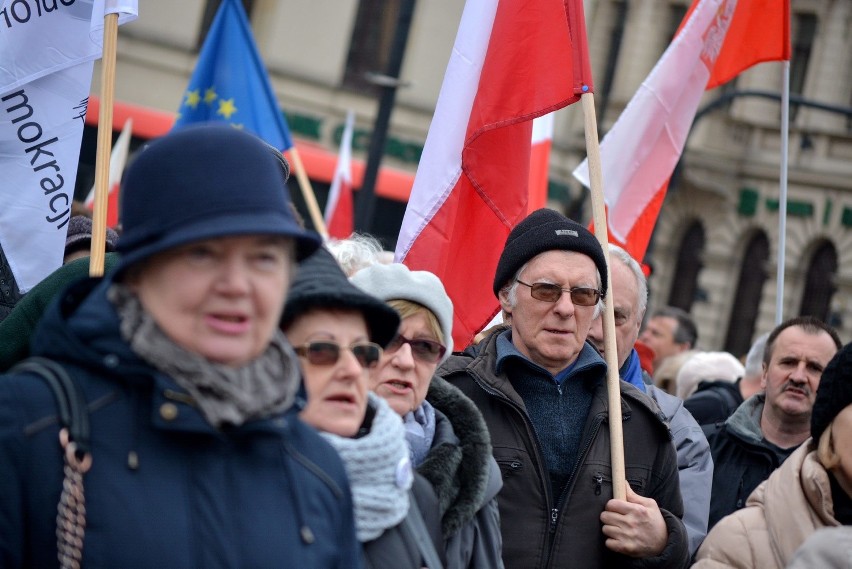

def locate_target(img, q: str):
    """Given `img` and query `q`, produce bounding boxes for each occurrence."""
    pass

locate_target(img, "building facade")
[98,0,852,351]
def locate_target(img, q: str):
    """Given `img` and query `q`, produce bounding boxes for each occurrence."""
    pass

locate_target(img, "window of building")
[799,240,837,321]
[667,221,704,313]
[723,232,769,358]
[197,1,255,50]
[790,13,817,120]
[342,0,402,94]
[598,0,628,122]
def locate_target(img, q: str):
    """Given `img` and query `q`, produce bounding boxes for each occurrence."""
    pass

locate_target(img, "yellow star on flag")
[204,87,218,105]
[217,98,238,120]
[184,89,201,109]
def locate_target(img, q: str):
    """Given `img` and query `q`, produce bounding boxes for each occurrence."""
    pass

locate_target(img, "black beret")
[282,247,400,348]
[492,208,608,297]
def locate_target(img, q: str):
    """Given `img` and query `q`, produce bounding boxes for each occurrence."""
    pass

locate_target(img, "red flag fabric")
[396,0,592,350]
[324,111,355,239]
[528,113,555,212]
[683,0,791,89]
[574,0,790,263]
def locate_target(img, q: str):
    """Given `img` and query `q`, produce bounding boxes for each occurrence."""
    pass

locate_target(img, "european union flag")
[173,0,293,150]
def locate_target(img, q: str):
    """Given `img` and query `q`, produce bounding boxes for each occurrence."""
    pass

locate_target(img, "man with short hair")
[706,316,841,529]
[685,333,768,426]
[640,306,698,371]
[439,209,690,569]
[587,244,713,558]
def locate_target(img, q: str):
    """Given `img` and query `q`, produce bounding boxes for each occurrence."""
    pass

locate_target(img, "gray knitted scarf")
[320,393,412,542]
[109,284,300,428]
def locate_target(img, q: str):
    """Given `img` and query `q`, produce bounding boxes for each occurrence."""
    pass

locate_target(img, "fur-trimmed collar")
[420,376,495,538]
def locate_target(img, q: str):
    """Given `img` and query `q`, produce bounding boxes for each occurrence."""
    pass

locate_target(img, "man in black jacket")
[438,209,690,569]
[705,316,841,529]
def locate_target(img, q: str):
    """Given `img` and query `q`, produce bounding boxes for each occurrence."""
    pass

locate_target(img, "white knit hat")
[351,263,454,360]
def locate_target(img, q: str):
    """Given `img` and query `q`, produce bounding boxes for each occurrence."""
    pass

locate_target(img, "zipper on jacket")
[544,417,604,568]
[468,368,610,569]
[594,473,603,496]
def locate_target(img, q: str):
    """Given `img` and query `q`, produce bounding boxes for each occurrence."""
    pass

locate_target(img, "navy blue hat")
[492,208,608,297]
[116,124,320,274]
[282,247,400,348]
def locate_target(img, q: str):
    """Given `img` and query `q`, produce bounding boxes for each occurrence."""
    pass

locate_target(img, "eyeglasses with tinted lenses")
[385,334,447,363]
[294,341,383,369]
[515,280,601,306]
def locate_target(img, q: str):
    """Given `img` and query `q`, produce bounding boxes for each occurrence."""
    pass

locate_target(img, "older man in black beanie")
[438,208,690,569]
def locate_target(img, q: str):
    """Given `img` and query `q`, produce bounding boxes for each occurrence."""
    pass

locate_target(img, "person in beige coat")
[693,342,852,568]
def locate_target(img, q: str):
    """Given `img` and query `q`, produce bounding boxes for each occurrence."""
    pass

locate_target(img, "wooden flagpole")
[89,12,119,277]
[288,147,329,238]
[581,92,626,501]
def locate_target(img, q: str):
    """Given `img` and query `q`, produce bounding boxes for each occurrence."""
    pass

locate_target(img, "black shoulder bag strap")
[12,356,92,569]
[401,489,444,569]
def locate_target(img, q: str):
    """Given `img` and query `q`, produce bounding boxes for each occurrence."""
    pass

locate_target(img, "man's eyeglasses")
[515,280,601,307]
[386,334,447,364]
[294,341,383,369]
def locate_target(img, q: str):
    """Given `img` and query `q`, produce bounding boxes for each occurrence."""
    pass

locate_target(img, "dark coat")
[705,394,789,530]
[421,376,504,568]
[684,378,744,426]
[0,277,361,569]
[438,331,690,569]
[362,475,445,569]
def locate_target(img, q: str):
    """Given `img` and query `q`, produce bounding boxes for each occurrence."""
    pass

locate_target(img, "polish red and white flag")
[324,110,355,239]
[395,0,593,349]
[573,0,790,262]
[85,117,133,229]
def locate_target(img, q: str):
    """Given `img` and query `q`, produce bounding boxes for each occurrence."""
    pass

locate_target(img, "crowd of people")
[0,124,849,568]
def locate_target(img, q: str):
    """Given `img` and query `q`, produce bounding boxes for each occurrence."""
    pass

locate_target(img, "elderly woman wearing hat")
[281,247,444,569]
[0,125,359,568]
[351,263,504,569]
[694,342,852,569]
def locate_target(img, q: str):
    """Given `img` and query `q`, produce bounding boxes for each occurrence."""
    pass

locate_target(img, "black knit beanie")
[281,247,400,348]
[811,342,852,441]
[492,208,608,297]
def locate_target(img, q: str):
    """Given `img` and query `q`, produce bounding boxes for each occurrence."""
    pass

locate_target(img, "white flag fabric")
[84,116,132,207]
[0,0,138,293]
[572,0,733,243]
[0,0,138,93]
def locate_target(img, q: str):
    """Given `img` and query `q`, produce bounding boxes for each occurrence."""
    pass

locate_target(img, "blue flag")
[172,0,293,150]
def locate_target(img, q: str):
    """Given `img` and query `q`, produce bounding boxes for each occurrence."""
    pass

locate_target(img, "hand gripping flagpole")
[582,92,626,501]
[89,12,119,277]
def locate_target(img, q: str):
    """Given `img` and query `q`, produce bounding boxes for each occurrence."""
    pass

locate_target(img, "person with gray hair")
[587,244,713,557]
[436,208,690,569]
[326,232,389,276]
[685,333,769,426]
[675,351,745,401]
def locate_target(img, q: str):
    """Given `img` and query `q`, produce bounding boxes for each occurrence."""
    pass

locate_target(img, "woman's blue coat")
[0,277,361,568]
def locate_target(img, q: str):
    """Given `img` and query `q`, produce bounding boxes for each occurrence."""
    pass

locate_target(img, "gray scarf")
[110,284,300,428]
[404,400,436,467]
[321,393,413,542]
